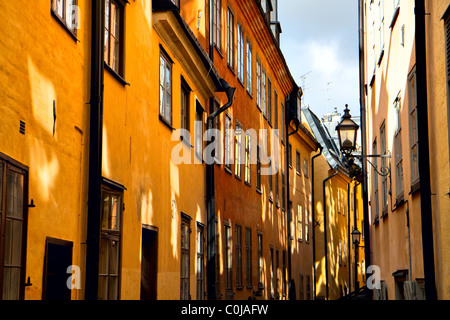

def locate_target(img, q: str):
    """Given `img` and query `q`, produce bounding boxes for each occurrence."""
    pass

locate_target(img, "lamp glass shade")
[336,106,359,152]
[351,229,361,245]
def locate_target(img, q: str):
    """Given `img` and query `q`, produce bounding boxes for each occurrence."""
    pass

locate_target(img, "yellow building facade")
[362,0,450,300]
[303,107,365,300]
[1,0,320,301]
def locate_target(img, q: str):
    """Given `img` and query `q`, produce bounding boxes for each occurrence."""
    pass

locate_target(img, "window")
[245,134,251,185]
[274,91,279,131]
[338,189,341,213]
[305,209,310,243]
[275,172,279,206]
[408,69,420,185]
[160,50,173,125]
[224,224,232,291]
[246,40,253,95]
[98,184,123,300]
[303,158,309,178]
[298,205,303,241]
[393,0,400,10]
[296,151,301,175]
[270,247,274,298]
[227,8,235,69]
[394,97,404,199]
[256,59,262,109]
[262,69,267,117]
[275,250,279,299]
[215,220,221,296]
[373,139,380,221]
[235,225,243,288]
[245,227,252,287]
[105,0,124,75]
[225,114,233,170]
[180,80,190,133]
[52,0,78,36]
[256,146,261,191]
[378,0,385,58]
[281,171,286,211]
[213,0,222,51]
[197,225,205,300]
[181,217,190,300]
[267,78,272,124]
[380,122,388,212]
[268,162,273,201]
[288,144,292,168]
[237,23,245,84]
[299,274,304,300]
[211,100,221,164]
[0,159,28,300]
[235,123,242,178]
[257,233,263,288]
[281,103,285,143]
[195,102,204,160]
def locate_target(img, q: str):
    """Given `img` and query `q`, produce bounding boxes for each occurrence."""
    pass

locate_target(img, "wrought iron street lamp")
[351,228,363,290]
[336,105,359,155]
[335,105,391,179]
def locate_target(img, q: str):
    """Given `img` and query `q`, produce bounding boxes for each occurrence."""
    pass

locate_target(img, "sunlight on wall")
[140,188,154,227]
[28,56,56,137]
[30,138,60,203]
[141,0,152,30]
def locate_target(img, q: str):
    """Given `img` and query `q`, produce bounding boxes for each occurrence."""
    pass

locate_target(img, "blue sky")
[278,0,360,119]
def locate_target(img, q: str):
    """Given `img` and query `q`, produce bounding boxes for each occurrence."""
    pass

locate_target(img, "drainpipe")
[286,87,302,300]
[358,0,372,282]
[311,146,323,300]
[415,0,437,300]
[353,181,361,291]
[85,0,105,300]
[206,78,236,300]
[323,169,339,300]
[347,182,351,294]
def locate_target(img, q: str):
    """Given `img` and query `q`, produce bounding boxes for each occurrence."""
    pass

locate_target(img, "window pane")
[0,163,3,209]
[99,237,109,275]
[98,275,108,300]
[109,239,119,275]
[4,218,23,266]
[2,267,20,300]
[6,170,24,219]
[56,0,64,18]
[108,276,118,300]
[102,195,111,230]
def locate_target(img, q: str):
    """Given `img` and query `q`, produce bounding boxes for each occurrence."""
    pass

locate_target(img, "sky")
[278,0,360,120]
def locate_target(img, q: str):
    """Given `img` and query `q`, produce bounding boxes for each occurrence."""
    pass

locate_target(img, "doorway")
[42,238,73,300]
[141,226,158,300]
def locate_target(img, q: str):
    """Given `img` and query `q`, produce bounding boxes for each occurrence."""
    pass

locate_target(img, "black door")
[141,227,158,300]
[43,238,73,300]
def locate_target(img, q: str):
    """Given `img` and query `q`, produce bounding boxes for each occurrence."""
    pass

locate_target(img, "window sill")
[410,180,420,195]
[381,207,388,219]
[181,137,193,149]
[389,7,400,29]
[247,89,253,99]
[256,188,262,195]
[51,11,79,42]
[269,196,273,203]
[105,63,130,86]
[377,49,385,66]
[395,196,405,209]
[236,286,244,291]
[224,165,233,175]
[296,171,301,177]
[214,45,223,59]
[227,64,236,76]
[245,181,252,188]
[235,174,242,181]
[159,114,175,131]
